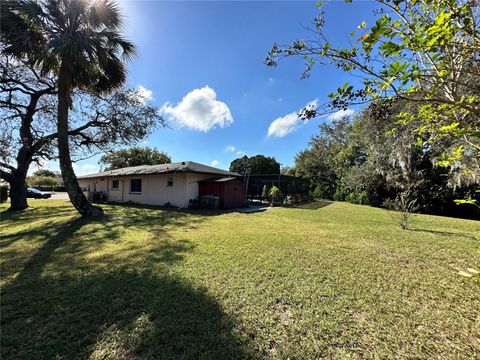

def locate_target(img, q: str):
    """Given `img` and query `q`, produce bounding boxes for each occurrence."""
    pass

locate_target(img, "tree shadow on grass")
[1,212,257,359]
[409,228,478,241]
[285,200,334,210]
[0,204,75,221]
[105,201,269,217]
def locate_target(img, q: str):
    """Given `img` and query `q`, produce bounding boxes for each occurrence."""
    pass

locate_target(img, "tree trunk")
[0,167,28,211]
[9,171,28,211]
[57,61,103,218]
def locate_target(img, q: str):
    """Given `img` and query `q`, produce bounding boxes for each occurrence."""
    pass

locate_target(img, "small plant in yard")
[261,184,269,198]
[384,190,419,230]
[269,185,281,206]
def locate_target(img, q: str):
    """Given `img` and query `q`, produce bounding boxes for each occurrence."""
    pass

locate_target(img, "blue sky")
[39,1,380,174]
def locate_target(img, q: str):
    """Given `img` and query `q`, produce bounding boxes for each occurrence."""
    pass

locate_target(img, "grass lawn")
[1,200,479,359]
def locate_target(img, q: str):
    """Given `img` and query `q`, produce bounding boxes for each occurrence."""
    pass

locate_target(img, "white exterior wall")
[185,173,216,202]
[78,172,215,208]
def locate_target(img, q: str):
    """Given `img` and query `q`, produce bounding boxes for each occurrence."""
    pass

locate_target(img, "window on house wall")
[130,179,142,193]
[167,176,174,187]
[112,179,119,189]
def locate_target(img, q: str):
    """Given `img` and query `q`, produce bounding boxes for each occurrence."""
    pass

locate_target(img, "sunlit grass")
[1,200,479,359]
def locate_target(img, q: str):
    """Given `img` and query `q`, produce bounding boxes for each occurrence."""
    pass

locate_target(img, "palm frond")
[95,54,126,91]
[95,30,137,62]
[2,0,135,93]
[44,0,67,30]
[89,0,123,30]
[0,0,48,60]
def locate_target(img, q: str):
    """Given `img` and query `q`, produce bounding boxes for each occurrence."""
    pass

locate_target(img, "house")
[77,161,244,209]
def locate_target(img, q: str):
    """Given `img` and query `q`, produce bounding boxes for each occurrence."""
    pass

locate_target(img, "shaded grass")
[1,200,479,359]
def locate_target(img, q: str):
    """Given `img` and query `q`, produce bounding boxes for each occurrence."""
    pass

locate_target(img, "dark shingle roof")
[77,161,240,179]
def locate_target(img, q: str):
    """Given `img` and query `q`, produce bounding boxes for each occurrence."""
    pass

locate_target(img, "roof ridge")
[77,160,240,179]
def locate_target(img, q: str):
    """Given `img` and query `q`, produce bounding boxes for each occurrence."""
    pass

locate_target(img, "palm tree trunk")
[57,61,103,218]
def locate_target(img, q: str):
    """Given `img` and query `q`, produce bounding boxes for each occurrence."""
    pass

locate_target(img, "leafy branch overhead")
[267,0,479,116]
[266,0,479,204]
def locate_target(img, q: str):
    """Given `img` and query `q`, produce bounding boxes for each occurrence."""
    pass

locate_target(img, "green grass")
[1,200,479,359]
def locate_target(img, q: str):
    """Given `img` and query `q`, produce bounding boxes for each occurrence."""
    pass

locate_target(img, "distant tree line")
[99,147,171,171]
[291,101,479,219]
[27,170,62,188]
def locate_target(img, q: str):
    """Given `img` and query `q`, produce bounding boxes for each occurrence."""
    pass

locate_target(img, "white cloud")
[135,85,154,104]
[28,161,98,176]
[73,163,99,176]
[211,160,220,167]
[225,145,245,155]
[327,108,355,121]
[161,86,233,132]
[28,160,59,176]
[268,113,299,138]
[267,99,318,138]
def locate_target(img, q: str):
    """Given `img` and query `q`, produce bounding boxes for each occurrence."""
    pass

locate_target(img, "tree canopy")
[33,170,60,178]
[229,155,281,174]
[99,147,171,171]
[27,175,59,188]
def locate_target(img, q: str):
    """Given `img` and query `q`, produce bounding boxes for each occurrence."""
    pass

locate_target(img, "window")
[130,179,142,193]
[112,179,119,189]
[166,176,173,187]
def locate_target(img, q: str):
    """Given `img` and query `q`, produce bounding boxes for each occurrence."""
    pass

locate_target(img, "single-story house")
[77,161,244,209]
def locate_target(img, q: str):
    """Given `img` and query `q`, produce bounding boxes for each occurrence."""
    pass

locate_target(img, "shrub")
[312,184,324,199]
[344,191,369,205]
[261,185,269,198]
[269,185,281,197]
[268,185,282,206]
[27,175,59,188]
[384,190,419,230]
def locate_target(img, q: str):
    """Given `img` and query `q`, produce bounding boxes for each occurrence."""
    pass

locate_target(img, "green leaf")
[379,41,401,55]
[454,199,477,206]
[340,82,350,91]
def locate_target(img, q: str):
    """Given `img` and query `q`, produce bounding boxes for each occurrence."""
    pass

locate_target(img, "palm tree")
[1,0,136,217]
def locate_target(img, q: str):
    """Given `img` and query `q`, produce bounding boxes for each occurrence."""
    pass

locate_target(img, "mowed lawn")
[1,200,479,359]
